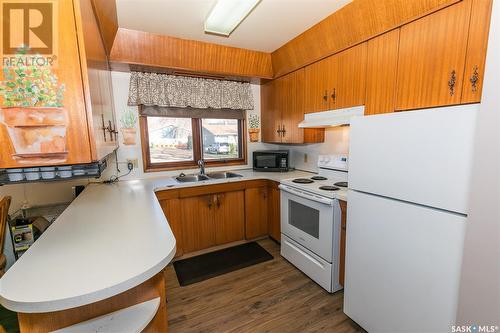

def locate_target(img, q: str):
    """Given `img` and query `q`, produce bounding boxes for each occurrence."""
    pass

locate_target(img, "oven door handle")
[279,184,334,206]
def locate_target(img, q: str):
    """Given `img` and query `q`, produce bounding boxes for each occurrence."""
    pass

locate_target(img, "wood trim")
[140,115,247,173]
[109,28,273,80]
[271,0,461,78]
[17,272,167,333]
[91,0,118,55]
[339,200,347,287]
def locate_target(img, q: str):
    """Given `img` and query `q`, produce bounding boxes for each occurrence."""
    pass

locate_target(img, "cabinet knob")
[448,70,457,96]
[469,65,479,93]
[281,125,286,137]
[323,90,328,101]
[331,88,336,102]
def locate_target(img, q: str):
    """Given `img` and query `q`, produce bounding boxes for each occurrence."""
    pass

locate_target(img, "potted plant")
[0,48,68,163]
[248,114,260,142]
[120,108,137,145]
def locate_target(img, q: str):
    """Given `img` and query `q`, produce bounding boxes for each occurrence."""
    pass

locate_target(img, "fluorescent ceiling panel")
[205,0,261,37]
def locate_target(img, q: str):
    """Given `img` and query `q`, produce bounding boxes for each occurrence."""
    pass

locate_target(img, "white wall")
[281,126,350,172]
[456,0,500,325]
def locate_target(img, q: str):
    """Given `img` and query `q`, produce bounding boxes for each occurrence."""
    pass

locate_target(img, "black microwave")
[253,150,289,172]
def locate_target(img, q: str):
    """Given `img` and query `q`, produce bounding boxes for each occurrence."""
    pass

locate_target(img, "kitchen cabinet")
[159,198,183,257]
[180,190,245,253]
[365,29,400,115]
[395,0,472,110]
[245,187,269,239]
[0,0,117,169]
[261,70,324,144]
[461,0,493,103]
[268,182,281,242]
[339,200,347,287]
[304,43,367,113]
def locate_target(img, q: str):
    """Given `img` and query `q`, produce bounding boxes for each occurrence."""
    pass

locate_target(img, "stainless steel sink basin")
[175,174,210,182]
[206,172,243,179]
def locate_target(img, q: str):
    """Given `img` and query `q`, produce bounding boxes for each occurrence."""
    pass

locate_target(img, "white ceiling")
[115,0,352,53]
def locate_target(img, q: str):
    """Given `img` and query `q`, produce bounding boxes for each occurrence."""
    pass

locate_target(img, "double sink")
[175,171,243,183]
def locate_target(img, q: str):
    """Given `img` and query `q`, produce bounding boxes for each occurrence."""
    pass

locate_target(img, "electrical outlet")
[127,158,138,168]
[304,153,308,163]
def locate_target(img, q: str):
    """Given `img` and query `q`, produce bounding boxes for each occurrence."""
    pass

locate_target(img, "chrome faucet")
[198,159,206,175]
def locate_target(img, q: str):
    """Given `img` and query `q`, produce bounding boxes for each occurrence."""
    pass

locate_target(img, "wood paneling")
[339,200,347,287]
[245,187,269,239]
[181,195,215,253]
[334,42,367,109]
[109,28,273,79]
[91,0,118,55]
[365,29,401,115]
[395,0,472,110]
[271,0,460,78]
[166,239,362,332]
[18,272,167,333]
[215,191,245,245]
[461,0,493,103]
[0,0,92,168]
[159,198,183,257]
[268,183,281,242]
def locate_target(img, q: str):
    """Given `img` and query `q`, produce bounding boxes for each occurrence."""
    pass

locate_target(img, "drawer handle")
[448,70,457,96]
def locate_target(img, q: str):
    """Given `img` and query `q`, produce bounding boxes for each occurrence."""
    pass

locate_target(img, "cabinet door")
[159,198,183,257]
[304,58,331,113]
[181,195,216,252]
[0,0,92,168]
[332,42,367,109]
[261,79,282,143]
[395,0,472,110]
[461,0,493,103]
[339,200,347,286]
[245,187,268,239]
[214,191,245,245]
[268,183,281,242]
[365,30,400,115]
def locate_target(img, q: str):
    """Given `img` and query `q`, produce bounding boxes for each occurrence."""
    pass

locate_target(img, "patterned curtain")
[128,72,254,110]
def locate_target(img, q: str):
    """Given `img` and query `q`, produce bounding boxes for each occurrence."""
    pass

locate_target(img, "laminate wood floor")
[164,238,364,333]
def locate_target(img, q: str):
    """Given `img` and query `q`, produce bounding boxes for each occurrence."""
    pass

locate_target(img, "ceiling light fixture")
[204,0,261,37]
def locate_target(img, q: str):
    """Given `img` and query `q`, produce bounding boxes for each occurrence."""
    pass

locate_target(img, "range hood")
[298,106,365,128]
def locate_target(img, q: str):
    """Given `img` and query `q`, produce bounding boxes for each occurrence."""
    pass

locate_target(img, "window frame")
[139,115,247,172]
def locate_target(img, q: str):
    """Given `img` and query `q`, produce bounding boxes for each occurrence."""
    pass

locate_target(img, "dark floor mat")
[173,242,273,286]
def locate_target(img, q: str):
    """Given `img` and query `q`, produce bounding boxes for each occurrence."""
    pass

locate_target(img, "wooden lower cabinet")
[244,187,269,239]
[268,182,281,242]
[214,191,245,245]
[339,200,347,287]
[159,198,183,257]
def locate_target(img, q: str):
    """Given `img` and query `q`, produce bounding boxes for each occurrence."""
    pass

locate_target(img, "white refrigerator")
[344,104,478,333]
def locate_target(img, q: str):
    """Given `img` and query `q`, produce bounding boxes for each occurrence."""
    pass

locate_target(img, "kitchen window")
[140,115,246,171]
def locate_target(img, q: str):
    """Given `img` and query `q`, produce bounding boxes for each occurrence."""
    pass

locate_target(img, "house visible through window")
[141,115,246,171]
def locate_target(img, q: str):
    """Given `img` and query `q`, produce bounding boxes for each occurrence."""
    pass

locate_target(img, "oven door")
[279,184,335,262]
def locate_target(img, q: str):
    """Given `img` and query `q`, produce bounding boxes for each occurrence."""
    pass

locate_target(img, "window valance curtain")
[128,72,254,112]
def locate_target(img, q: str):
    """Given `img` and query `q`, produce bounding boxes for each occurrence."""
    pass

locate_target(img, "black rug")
[173,242,273,286]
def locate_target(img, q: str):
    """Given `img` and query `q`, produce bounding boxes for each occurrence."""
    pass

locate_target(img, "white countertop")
[0,168,313,313]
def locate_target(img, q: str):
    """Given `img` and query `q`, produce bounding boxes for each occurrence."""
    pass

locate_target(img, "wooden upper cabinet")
[261,70,324,144]
[0,0,92,168]
[461,0,493,103]
[261,80,281,143]
[395,0,472,111]
[304,43,367,113]
[245,187,269,239]
[304,58,331,113]
[333,42,367,109]
[365,29,401,115]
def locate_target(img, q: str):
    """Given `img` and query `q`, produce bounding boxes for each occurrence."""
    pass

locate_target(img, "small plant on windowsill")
[248,114,260,142]
[120,108,138,146]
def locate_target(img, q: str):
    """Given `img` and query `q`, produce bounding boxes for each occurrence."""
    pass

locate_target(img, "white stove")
[280,155,349,199]
[279,155,348,293]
